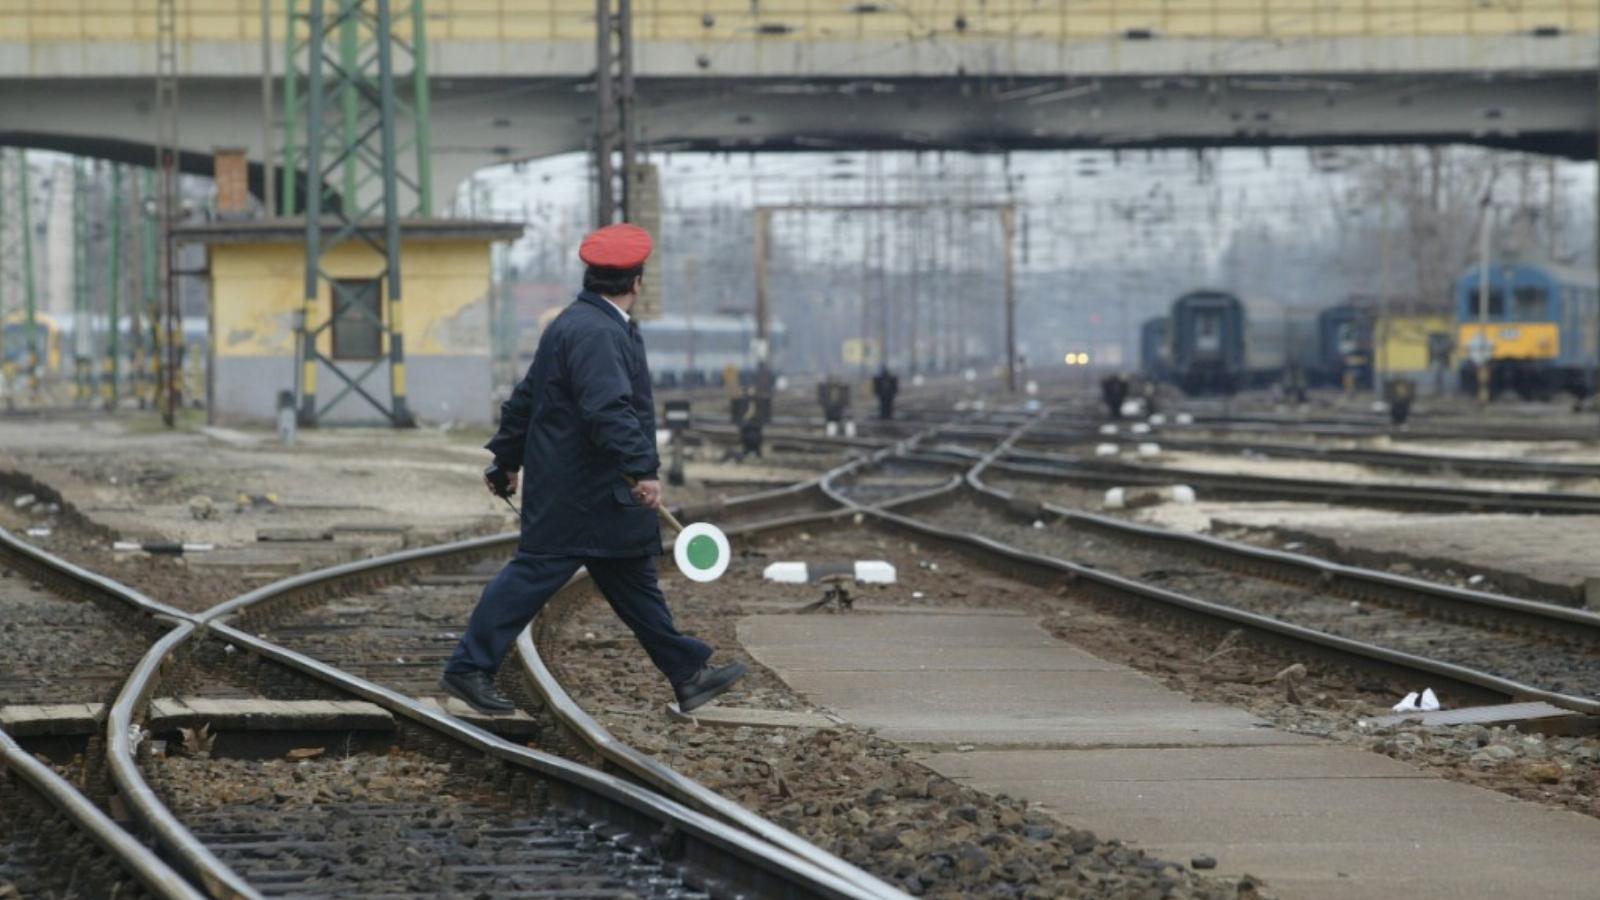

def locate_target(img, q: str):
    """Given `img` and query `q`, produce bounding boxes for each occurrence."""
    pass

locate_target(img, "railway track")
[992,448,1600,516]
[826,423,1600,720]
[10,402,1598,899]
[1024,429,1600,480]
[679,419,1600,720]
[0,526,206,900]
[1,462,904,897]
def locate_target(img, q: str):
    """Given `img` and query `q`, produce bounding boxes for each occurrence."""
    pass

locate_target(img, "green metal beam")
[72,158,91,404]
[140,168,160,408]
[105,164,123,409]
[292,0,420,427]
[19,152,38,392]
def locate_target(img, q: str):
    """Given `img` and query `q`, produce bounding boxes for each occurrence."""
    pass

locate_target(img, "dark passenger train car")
[1139,316,1169,383]
[1169,291,1246,394]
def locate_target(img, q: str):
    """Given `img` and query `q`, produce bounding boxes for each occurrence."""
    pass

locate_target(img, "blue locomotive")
[1455,262,1598,400]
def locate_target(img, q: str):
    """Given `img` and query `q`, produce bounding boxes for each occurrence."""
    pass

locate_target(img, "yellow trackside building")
[176,219,520,427]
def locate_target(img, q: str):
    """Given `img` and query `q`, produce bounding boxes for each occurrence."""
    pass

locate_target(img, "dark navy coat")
[487,291,661,558]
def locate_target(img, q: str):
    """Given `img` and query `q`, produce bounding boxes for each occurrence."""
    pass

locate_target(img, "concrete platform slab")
[741,612,1600,899]
[740,615,1305,750]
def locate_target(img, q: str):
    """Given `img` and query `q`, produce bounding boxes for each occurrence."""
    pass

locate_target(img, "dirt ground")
[0,411,780,609]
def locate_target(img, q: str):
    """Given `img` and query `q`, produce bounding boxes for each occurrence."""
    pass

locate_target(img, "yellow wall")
[210,238,492,359]
[4,0,1594,43]
[1376,314,1453,372]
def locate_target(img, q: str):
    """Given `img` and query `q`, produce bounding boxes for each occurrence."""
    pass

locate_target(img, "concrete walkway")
[739,612,1600,900]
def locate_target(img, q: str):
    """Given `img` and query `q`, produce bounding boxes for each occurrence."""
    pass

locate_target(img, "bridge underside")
[1,74,1593,202]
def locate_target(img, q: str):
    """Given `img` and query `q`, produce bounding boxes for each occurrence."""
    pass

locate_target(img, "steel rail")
[1022,433,1600,480]
[98,524,890,900]
[103,462,902,899]
[1,724,206,900]
[0,523,216,899]
[994,450,1600,515]
[511,449,935,900]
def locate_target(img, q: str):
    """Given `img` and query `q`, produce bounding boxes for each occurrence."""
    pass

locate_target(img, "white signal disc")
[674,522,731,583]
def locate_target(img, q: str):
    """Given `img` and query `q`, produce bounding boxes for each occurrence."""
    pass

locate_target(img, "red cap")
[579,223,653,269]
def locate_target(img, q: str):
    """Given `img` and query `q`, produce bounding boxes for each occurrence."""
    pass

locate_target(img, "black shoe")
[439,670,515,714]
[674,661,747,713]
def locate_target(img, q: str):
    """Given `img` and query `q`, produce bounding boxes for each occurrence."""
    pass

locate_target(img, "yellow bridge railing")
[1,0,1595,44]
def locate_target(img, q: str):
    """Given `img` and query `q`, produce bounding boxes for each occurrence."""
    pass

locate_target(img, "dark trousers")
[444,553,711,685]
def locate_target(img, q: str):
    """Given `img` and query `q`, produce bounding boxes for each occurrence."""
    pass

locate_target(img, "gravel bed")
[984,471,1577,601]
[256,570,490,699]
[148,750,700,898]
[915,500,1600,699]
[544,531,1253,900]
[1,770,145,900]
[0,564,156,706]
[830,462,957,506]
[1,472,258,612]
[1138,450,1600,495]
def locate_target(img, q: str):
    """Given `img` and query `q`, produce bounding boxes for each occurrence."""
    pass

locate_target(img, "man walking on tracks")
[440,224,746,715]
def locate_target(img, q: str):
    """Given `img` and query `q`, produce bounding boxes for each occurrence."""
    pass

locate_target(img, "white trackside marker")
[762,561,897,584]
[674,521,731,583]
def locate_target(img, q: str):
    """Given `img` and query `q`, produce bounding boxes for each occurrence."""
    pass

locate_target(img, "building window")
[331,278,383,360]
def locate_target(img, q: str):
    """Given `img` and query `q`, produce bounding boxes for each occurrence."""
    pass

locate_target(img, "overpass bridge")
[1,1,1597,202]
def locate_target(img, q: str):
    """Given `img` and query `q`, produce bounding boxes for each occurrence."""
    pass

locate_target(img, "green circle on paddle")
[686,534,720,570]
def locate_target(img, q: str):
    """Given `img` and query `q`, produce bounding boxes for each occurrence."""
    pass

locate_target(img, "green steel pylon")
[282,0,431,427]
[103,164,123,410]
[72,158,93,405]
[282,0,432,217]
[0,150,41,400]
[139,168,160,409]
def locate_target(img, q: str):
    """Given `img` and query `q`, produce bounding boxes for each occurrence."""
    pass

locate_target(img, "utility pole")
[261,0,276,215]
[593,0,637,226]
[155,0,180,426]
[1001,206,1017,392]
[139,168,160,409]
[754,207,771,386]
[72,159,92,405]
[1377,166,1392,390]
[1476,197,1494,407]
[0,150,40,399]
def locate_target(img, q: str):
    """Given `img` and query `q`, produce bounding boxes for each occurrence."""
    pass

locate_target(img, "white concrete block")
[763,562,810,583]
[854,561,897,584]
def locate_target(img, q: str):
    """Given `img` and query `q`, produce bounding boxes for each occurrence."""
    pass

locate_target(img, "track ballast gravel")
[916,500,1600,699]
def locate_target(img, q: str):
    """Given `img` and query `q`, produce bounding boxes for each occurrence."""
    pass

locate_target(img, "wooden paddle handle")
[658,507,686,534]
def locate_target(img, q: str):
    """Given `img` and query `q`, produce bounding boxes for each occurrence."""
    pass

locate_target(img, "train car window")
[1463,282,1504,317]
[1512,285,1549,320]
[330,278,383,360]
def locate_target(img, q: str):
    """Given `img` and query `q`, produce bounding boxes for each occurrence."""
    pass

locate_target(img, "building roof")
[172,217,524,245]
